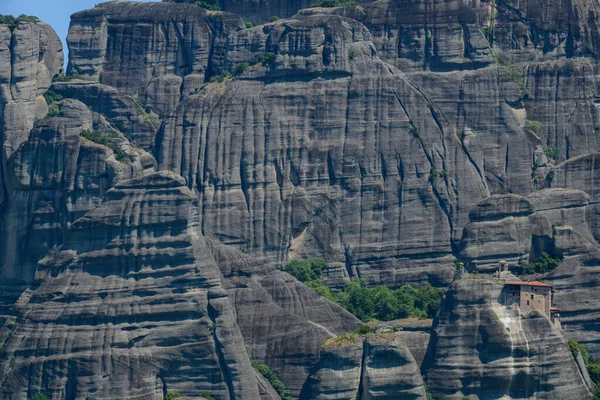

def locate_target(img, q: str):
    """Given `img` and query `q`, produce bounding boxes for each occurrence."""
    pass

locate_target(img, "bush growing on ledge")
[28,395,49,400]
[0,14,39,31]
[286,258,445,321]
[312,0,358,6]
[514,252,560,275]
[189,0,221,10]
[543,145,560,161]
[52,74,85,82]
[198,391,215,400]
[80,129,133,163]
[44,90,63,105]
[525,120,542,135]
[569,339,600,389]
[251,361,293,400]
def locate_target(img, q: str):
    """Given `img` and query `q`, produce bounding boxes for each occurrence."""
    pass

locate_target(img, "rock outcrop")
[0,18,63,215]
[301,333,427,399]
[0,19,63,157]
[422,277,592,399]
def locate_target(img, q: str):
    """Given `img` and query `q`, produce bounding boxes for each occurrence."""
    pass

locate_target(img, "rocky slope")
[2,0,600,397]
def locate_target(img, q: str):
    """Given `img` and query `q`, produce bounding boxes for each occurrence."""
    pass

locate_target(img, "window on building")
[531,295,534,299]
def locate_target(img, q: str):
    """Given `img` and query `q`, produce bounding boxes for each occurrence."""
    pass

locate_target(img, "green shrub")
[233,63,249,76]
[250,52,275,66]
[515,252,560,275]
[286,259,445,322]
[80,129,133,163]
[542,145,560,161]
[348,46,358,63]
[312,0,358,6]
[270,16,281,22]
[569,339,600,387]
[244,21,254,28]
[525,120,541,135]
[0,14,38,31]
[52,74,85,82]
[286,258,326,283]
[44,90,63,105]
[409,120,424,144]
[165,392,181,400]
[46,103,61,119]
[198,391,215,400]
[28,394,49,400]
[356,325,371,335]
[192,1,221,10]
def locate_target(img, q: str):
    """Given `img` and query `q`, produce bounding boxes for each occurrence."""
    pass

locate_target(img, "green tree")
[338,279,375,321]
[373,287,399,321]
[286,259,317,282]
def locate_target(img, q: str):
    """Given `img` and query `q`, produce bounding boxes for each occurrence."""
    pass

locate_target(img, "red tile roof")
[551,307,560,311]
[505,281,552,288]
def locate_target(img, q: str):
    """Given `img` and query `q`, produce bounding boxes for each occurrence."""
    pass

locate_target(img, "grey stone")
[301,333,427,399]
[67,1,244,116]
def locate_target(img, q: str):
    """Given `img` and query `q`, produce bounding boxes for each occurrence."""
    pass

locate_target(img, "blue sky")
[2,0,161,67]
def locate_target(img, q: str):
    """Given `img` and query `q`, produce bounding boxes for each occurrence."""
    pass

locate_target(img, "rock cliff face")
[0,19,63,158]
[422,278,592,399]
[3,0,600,397]
[68,2,244,116]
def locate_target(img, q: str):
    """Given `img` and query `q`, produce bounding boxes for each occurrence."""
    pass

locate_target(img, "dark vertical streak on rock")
[356,343,367,400]
[207,301,234,400]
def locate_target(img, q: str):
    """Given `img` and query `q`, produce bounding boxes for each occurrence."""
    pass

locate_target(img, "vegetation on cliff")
[287,258,445,321]
[514,252,561,275]
[252,360,293,400]
[568,339,600,398]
